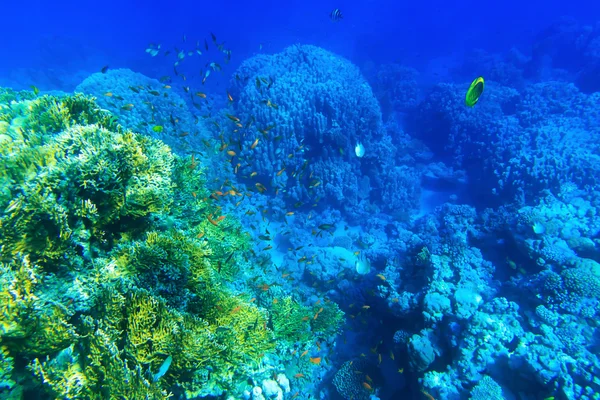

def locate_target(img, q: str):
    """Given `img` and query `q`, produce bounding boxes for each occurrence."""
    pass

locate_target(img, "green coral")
[310,301,345,337]
[0,256,78,356]
[0,90,286,399]
[271,296,312,344]
[0,93,173,268]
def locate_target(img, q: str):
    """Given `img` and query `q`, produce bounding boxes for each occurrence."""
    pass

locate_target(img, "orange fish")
[365,374,372,383]
[217,215,226,222]
[250,138,259,150]
[277,167,286,176]
[197,231,205,238]
[294,373,304,379]
[362,382,372,390]
[421,390,435,400]
[255,183,267,193]
[285,212,294,216]
[291,392,300,399]
[196,92,207,98]
[300,350,309,357]
[314,300,321,306]
[226,114,240,122]
[250,297,256,303]
[301,316,310,321]
[376,274,386,281]
[250,172,258,178]
[230,306,241,314]
[226,150,236,157]
[207,215,219,226]
[309,357,321,365]
[227,91,233,102]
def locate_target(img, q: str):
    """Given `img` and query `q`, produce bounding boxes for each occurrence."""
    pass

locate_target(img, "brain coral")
[227,45,397,213]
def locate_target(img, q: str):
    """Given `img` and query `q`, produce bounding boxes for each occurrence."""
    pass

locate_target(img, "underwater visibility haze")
[2,0,600,399]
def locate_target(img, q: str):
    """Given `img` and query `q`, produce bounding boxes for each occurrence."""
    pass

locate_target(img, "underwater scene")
[2,0,600,399]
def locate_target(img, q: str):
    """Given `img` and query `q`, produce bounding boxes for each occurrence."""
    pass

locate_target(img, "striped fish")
[330,8,343,22]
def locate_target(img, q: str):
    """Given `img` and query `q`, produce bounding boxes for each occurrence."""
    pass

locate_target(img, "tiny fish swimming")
[330,8,343,22]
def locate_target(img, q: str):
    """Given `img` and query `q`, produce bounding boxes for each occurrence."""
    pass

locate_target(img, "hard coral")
[228,45,394,214]
[0,93,173,268]
[0,89,285,399]
[75,68,206,155]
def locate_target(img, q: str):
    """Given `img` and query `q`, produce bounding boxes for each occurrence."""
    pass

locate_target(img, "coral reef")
[411,79,600,205]
[0,90,344,399]
[75,68,209,155]
[227,44,421,218]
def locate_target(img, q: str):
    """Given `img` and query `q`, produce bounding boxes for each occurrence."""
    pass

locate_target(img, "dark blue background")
[1,0,598,89]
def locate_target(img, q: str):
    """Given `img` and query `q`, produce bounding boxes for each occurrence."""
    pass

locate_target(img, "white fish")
[355,142,365,158]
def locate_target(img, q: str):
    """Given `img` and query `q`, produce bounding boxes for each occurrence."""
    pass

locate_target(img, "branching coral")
[0,90,306,399]
[0,93,174,268]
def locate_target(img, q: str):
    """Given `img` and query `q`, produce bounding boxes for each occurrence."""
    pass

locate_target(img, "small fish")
[421,390,435,400]
[376,274,386,281]
[227,91,233,102]
[300,350,309,357]
[330,8,343,22]
[196,92,207,98]
[153,355,173,382]
[152,125,164,133]
[30,85,40,95]
[362,382,372,390]
[355,142,365,157]
[255,183,267,193]
[101,65,109,74]
[294,373,305,379]
[309,357,321,365]
[250,138,259,150]
[104,92,113,97]
[202,70,211,85]
[121,104,135,111]
[226,150,237,156]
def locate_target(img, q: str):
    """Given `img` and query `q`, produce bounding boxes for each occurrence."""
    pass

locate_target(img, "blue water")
[2,1,600,399]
